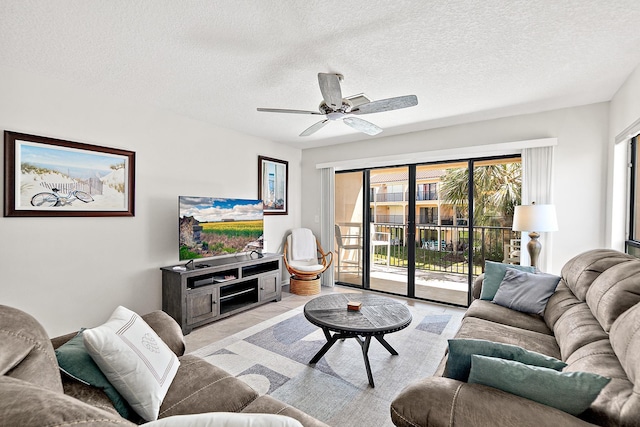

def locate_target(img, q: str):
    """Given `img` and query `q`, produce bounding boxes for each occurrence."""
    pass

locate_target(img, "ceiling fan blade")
[351,95,418,115]
[257,107,322,115]
[343,117,382,136]
[300,119,329,137]
[318,73,343,110]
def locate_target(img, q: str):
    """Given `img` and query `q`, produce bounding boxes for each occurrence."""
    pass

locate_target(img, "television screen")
[179,196,264,261]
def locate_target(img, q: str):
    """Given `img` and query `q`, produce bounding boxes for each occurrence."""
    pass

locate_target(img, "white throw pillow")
[83,306,180,421]
[144,412,304,427]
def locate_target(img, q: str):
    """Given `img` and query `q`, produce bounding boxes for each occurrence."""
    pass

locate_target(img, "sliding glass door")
[369,166,409,296]
[334,171,364,287]
[334,156,521,307]
[413,162,470,305]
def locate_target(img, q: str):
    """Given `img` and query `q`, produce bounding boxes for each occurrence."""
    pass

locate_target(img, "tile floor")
[184,284,462,353]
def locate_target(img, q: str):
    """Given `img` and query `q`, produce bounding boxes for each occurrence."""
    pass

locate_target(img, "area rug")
[190,298,465,427]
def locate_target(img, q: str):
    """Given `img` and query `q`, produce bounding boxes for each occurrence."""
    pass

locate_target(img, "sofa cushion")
[83,306,180,421]
[609,302,640,425]
[0,304,63,394]
[142,310,187,357]
[611,302,640,383]
[552,303,609,361]
[585,261,640,332]
[455,317,561,360]
[242,395,331,427]
[479,261,536,300]
[159,354,259,419]
[564,339,634,426]
[544,281,583,330]
[464,299,552,335]
[560,249,635,301]
[391,376,598,427]
[61,375,135,420]
[444,338,566,381]
[467,355,610,416]
[55,329,131,419]
[0,375,135,427]
[492,269,560,315]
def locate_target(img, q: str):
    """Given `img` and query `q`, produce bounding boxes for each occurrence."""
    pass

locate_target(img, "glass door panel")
[335,172,364,287]
[369,166,408,295]
[471,158,522,282]
[414,162,469,305]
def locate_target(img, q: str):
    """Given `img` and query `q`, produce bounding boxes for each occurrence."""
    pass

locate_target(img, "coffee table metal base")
[309,326,399,387]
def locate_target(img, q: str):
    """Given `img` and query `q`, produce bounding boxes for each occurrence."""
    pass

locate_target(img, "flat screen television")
[179,196,264,261]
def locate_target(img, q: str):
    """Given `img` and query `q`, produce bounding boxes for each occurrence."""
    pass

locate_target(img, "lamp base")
[527,231,541,269]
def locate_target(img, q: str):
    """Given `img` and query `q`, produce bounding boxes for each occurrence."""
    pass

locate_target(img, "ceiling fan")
[257,73,418,137]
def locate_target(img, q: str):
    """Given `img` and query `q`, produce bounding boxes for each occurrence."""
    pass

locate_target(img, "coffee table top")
[303,293,412,335]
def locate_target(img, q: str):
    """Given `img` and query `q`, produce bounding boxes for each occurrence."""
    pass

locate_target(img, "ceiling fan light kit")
[257,73,418,137]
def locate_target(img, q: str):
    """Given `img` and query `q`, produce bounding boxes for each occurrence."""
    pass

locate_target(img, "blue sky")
[180,197,263,222]
[19,141,123,172]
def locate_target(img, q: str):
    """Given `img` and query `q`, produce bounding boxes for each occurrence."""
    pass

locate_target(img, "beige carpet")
[190,296,465,427]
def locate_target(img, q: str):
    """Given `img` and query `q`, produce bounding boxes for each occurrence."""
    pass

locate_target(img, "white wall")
[607,64,640,249]
[301,103,610,275]
[0,66,301,337]
[610,65,640,137]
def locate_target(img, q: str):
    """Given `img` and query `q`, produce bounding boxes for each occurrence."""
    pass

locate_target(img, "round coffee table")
[303,293,412,387]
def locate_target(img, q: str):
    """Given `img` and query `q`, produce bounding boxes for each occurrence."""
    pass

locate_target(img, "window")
[418,207,437,224]
[417,183,437,201]
[628,136,640,257]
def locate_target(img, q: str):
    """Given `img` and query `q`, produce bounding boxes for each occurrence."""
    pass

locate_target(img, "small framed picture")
[258,155,288,215]
[4,131,135,217]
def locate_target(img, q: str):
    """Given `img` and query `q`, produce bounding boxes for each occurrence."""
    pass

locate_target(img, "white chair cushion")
[288,259,324,273]
[144,412,304,427]
[291,228,317,261]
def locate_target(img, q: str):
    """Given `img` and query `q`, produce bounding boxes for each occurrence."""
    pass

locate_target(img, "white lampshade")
[512,204,558,232]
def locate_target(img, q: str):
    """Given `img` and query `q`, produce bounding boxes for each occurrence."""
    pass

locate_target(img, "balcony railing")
[374,215,405,224]
[374,192,404,202]
[416,191,438,201]
[373,191,439,202]
[373,216,467,226]
[370,222,520,276]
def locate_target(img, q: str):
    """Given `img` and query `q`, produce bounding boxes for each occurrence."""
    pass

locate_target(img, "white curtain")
[520,146,555,271]
[320,167,335,287]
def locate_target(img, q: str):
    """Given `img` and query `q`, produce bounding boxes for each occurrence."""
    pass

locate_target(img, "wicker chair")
[283,229,332,295]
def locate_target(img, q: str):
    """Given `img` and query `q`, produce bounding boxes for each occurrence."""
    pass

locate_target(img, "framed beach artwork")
[258,155,288,215]
[4,131,135,217]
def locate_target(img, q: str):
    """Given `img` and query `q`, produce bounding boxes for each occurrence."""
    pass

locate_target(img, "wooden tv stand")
[161,253,282,335]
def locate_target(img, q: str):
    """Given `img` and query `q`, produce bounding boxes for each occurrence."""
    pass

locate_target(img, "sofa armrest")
[391,377,597,427]
[142,310,186,357]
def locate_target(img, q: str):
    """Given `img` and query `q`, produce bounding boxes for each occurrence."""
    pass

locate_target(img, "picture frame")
[4,131,135,217]
[258,155,288,215]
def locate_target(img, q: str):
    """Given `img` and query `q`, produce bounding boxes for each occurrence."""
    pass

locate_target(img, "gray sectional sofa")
[0,305,328,426]
[391,249,640,427]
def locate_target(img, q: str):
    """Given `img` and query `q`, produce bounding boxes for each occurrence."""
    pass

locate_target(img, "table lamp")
[512,202,558,268]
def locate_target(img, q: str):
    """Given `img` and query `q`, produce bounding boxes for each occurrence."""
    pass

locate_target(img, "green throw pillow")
[54,329,132,419]
[444,338,566,382]
[480,261,536,300]
[468,355,611,415]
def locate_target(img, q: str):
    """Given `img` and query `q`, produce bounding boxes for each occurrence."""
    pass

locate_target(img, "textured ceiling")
[2,1,640,148]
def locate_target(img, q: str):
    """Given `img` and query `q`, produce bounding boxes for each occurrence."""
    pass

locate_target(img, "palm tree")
[439,162,521,262]
[440,163,521,227]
